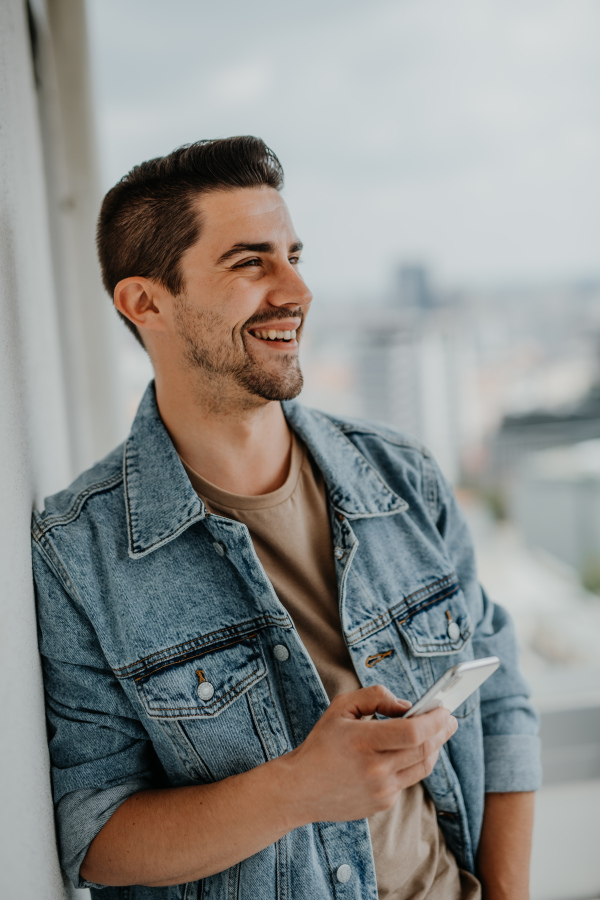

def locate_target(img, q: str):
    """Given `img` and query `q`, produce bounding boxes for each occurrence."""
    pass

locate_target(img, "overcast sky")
[86,0,600,300]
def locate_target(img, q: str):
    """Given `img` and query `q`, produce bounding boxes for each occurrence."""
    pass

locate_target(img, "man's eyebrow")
[216,241,303,265]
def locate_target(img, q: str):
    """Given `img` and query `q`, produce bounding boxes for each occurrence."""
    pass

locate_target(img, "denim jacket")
[32,383,541,899]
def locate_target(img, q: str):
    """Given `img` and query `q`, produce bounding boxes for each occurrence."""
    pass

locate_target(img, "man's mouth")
[250,328,297,343]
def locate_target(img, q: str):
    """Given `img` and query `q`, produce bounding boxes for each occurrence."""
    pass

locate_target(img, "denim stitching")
[114,617,290,676]
[276,832,282,900]
[394,585,461,625]
[34,472,123,534]
[164,720,211,782]
[346,575,457,645]
[264,674,290,754]
[32,536,84,606]
[315,823,339,898]
[124,442,206,556]
[349,587,465,648]
[139,666,263,715]
[246,686,276,760]
[133,634,258,681]
[310,409,409,512]
[272,660,300,748]
[334,417,433,456]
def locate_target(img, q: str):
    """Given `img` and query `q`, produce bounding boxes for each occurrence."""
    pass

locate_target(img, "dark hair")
[96,136,285,345]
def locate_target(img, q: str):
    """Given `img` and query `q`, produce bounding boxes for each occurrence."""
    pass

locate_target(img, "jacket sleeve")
[32,535,163,889]
[431,459,542,793]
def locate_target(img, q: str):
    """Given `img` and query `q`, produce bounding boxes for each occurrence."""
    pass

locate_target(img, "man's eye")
[233,258,261,268]
[289,256,302,265]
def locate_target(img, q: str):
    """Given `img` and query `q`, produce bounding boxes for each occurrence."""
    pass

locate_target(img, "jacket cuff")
[57,778,153,889]
[484,734,543,792]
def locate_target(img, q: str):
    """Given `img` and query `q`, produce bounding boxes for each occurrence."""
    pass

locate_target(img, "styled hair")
[96,136,285,345]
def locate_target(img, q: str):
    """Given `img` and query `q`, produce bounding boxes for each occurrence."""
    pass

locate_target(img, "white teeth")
[253,327,298,341]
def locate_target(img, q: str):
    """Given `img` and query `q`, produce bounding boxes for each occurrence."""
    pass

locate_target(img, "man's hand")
[284,684,458,825]
[81,684,456,887]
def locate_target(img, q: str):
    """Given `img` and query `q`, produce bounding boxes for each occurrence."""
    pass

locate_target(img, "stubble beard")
[174,297,304,403]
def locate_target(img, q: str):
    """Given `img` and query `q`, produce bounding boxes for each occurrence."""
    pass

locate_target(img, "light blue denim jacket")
[32,383,541,899]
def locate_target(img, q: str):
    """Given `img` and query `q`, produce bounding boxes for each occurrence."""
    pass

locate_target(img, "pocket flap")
[395,577,473,656]
[135,633,266,719]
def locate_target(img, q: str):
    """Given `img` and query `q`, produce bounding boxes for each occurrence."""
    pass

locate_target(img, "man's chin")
[247,376,304,403]
[235,365,304,403]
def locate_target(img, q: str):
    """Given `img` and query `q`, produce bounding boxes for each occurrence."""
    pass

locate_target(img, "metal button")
[197,681,215,701]
[273,644,290,662]
[213,542,225,557]
[334,547,344,560]
[336,864,352,883]
[447,621,460,641]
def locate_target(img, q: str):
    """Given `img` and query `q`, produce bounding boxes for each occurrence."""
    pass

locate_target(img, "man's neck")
[155,374,293,497]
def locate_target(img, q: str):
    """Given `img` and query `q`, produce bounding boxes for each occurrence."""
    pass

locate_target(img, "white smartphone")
[401,656,500,718]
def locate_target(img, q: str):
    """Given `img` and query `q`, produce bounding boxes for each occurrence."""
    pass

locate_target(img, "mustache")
[244,308,305,330]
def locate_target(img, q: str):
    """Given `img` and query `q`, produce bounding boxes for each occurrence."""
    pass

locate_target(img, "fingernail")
[451,717,458,733]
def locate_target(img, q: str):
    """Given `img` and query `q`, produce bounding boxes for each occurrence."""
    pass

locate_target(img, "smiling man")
[32,137,541,900]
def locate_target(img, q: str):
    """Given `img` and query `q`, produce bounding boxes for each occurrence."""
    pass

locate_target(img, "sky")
[85,0,600,301]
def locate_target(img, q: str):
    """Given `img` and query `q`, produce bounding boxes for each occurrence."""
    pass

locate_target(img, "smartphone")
[401,656,500,718]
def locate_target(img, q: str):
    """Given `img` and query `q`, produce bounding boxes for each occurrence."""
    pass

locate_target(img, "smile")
[250,329,297,342]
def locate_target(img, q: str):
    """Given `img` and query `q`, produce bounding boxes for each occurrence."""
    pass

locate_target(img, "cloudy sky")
[86,0,600,300]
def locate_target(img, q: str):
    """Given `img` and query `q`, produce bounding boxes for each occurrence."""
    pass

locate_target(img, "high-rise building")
[397,263,436,310]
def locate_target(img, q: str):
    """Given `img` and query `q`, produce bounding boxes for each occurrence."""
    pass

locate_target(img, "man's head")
[97,137,312,406]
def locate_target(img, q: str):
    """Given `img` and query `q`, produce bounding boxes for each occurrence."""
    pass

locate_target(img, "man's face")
[172,186,312,403]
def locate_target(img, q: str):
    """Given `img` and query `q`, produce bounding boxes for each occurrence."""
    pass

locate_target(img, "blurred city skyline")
[86,0,600,301]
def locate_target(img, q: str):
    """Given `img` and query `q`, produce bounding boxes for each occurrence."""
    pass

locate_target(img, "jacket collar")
[124,383,407,559]
[123,384,206,558]
[281,401,408,519]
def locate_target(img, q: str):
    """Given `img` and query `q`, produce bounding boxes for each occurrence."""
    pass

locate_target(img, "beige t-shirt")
[182,433,481,900]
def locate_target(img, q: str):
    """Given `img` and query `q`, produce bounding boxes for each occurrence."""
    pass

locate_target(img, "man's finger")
[364,707,456,752]
[337,684,411,720]
[393,749,443,788]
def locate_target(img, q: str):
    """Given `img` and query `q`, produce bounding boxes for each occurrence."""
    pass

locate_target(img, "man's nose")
[268,261,313,308]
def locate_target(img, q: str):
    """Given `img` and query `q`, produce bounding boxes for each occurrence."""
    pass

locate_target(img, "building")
[356,305,481,485]
[514,440,600,585]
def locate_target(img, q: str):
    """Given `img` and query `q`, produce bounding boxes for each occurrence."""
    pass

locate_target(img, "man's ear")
[114,277,170,334]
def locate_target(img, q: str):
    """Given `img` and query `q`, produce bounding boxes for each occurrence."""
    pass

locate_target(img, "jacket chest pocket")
[134,631,288,781]
[394,576,478,718]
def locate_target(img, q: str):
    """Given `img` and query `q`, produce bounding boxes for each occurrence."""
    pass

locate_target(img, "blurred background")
[1,1,599,898]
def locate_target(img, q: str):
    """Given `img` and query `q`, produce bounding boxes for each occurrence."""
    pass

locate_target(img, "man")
[33,137,541,900]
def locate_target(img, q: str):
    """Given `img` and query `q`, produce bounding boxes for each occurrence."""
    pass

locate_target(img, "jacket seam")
[246,685,276,760]
[420,454,439,521]
[346,574,457,644]
[315,823,339,899]
[139,666,263,715]
[31,532,84,606]
[33,472,123,535]
[114,616,290,675]
[132,633,258,681]
[319,412,432,455]
[395,585,462,626]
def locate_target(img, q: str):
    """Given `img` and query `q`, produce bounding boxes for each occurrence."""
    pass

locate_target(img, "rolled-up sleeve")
[32,540,161,889]
[432,461,542,793]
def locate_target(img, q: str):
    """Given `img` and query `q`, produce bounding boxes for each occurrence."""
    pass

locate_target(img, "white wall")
[0,1,122,897]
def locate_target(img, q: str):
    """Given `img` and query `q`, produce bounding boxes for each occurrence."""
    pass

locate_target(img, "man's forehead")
[192,186,294,241]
